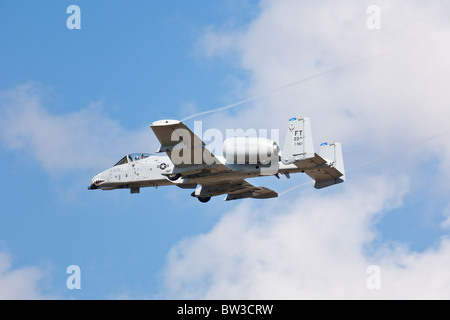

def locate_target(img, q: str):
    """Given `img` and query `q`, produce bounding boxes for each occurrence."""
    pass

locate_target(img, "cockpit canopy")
[114,153,151,167]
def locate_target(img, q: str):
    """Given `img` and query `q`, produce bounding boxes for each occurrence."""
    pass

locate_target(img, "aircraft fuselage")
[88,154,302,194]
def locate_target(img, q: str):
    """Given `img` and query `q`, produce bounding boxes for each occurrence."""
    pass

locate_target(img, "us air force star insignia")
[289,123,295,131]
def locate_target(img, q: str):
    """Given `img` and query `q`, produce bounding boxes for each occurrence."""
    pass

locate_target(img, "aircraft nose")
[88,176,106,190]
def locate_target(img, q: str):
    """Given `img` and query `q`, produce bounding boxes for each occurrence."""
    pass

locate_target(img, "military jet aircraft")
[88,117,345,202]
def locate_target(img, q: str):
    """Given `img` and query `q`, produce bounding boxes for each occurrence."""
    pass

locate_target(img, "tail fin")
[309,142,346,189]
[281,117,315,165]
[281,117,346,189]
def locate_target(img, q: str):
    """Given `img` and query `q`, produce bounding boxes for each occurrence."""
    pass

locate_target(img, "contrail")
[181,53,388,122]
[279,130,450,197]
[278,181,312,197]
[346,131,449,173]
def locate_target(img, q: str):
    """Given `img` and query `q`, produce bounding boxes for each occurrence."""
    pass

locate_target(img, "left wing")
[225,180,278,201]
[192,179,278,201]
[150,119,231,175]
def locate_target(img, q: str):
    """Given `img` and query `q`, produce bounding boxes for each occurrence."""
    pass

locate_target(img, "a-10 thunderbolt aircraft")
[88,117,345,202]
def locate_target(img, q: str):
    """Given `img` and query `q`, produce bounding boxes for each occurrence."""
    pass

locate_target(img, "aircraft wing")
[150,119,230,174]
[195,179,278,201]
[225,180,278,201]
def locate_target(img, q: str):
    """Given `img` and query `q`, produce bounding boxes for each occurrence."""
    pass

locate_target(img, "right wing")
[150,119,231,175]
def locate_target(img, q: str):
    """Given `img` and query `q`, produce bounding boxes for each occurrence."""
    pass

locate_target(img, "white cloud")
[0,83,154,174]
[198,0,450,170]
[0,249,52,299]
[441,205,450,230]
[161,174,450,299]
[160,0,450,300]
[3,1,449,300]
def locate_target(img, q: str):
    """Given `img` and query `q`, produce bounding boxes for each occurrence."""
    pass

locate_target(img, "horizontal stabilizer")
[305,142,345,189]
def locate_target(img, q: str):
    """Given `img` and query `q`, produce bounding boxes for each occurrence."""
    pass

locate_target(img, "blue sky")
[0,1,255,123]
[0,0,261,299]
[1,0,450,299]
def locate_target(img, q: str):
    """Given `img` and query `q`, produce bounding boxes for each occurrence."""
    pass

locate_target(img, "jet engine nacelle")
[223,137,280,164]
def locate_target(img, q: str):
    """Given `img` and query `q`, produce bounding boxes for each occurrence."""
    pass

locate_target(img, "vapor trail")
[278,181,312,197]
[346,131,448,173]
[181,53,387,122]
